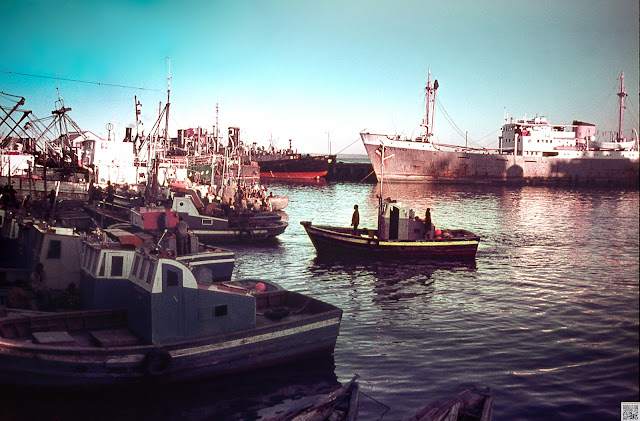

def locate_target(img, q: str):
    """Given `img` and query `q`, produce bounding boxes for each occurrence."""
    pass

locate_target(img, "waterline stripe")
[171,317,341,358]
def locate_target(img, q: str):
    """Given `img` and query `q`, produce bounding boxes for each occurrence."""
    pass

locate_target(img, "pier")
[325,160,376,183]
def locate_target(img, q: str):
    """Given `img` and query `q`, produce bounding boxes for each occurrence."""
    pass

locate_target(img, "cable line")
[1,70,163,92]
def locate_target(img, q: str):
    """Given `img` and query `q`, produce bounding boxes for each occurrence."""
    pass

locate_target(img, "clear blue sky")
[1,0,638,154]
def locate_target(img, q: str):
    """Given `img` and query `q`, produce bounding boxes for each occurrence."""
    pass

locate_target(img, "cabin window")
[166,269,179,287]
[202,219,213,226]
[46,240,62,259]
[215,305,228,317]
[132,256,140,278]
[111,255,124,277]
[146,262,155,285]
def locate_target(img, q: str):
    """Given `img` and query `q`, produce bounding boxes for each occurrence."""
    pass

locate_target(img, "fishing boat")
[0,240,342,387]
[167,190,288,243]
[362,70,639,185]
[301,145,480,260]
[301,208,478,260]
[408,386,493,421]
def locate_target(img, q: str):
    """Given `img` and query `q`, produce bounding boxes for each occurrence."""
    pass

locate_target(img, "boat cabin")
[378,202,427,241]
[126,251,256,343]
[28,225,84,290]
[79,239,137,310]
[80,229,235,311]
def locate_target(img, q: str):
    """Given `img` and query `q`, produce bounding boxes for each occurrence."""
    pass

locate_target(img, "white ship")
[362,71,639,185]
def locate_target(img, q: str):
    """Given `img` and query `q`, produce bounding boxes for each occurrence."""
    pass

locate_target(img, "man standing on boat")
[425,208,434,240]
[175,217,190,256]
[351,204,359,235]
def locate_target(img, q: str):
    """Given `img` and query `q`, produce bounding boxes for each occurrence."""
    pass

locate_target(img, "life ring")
[145,348,172,375]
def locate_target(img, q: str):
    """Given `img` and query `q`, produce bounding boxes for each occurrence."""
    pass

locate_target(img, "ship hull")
[362,133,639,186]
[256,154,333,180]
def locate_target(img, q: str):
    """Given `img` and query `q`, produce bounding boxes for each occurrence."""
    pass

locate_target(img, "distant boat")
[0,240,342,387]
[251,139,335,180]
[266,194,289,211]
[408,386,493,421]
[362,70,639,185]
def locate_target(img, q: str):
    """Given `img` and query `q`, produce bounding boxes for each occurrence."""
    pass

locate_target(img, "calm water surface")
[1,181,637,420]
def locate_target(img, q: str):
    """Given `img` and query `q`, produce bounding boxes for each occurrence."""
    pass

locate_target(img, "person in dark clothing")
[351,204,360,235]
[105,181,115,209]
[425,208,436,240]
[175,217,190,256]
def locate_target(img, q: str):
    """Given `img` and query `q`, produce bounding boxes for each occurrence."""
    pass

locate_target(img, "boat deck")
[0,290,337,348]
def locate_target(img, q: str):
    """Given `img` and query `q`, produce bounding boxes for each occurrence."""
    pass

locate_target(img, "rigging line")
[435,98,466,140]
[1,70,164,92]
[334,137,362,155]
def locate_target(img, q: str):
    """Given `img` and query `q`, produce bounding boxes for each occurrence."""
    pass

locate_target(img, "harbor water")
[1,181,638,420]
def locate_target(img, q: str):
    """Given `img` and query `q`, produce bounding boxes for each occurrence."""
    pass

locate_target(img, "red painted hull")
[261,171,328,180]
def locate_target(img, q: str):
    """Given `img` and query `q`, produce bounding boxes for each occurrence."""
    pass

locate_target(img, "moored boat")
[362,70,639,185]
[262,375,360,421]
[0,243,342,387]
[251,139,335,180]
[408,386,493,421]
[166,191,288,243]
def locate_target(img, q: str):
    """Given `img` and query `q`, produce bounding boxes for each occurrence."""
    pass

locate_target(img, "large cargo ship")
[362,71,639,186]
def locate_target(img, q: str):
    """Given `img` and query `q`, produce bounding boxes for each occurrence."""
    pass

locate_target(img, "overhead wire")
[1,70,163,92]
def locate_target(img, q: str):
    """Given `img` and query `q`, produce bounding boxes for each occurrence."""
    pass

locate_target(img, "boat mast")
[164,57,171,153]
[422,68,439,141]
[617,71,626,142]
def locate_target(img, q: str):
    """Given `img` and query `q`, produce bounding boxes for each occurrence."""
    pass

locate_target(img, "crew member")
[351,204,360,235]
[175,217,190,256]
[425,208,433,240]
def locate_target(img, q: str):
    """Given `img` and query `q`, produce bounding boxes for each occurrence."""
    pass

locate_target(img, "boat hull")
[0,294,342,388]
[301,222,479,260]
[362,133,640,185]
[257,154,333,180]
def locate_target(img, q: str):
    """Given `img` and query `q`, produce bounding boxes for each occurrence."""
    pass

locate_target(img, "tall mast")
[164,57,171,153]
[617,71,627,141]
[215,102,219,152]
[421,68,439,140]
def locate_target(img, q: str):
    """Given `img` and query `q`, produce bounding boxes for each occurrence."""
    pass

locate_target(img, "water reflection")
[309,257,476,303]
[0,357,340,421]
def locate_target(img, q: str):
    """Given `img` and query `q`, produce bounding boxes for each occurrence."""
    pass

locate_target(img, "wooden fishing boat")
[0,241,342,387]
[262,375,360,421]
[168,193,288,243]
[300,222,479,260]
[408,386,493,421]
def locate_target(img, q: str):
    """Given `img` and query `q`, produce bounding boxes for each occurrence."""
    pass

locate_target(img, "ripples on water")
[1,182,636,420]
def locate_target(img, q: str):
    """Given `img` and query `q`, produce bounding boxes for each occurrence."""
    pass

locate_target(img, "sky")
[1,0,638,155]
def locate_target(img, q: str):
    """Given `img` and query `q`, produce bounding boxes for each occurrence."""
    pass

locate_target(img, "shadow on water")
[0,357,340,421]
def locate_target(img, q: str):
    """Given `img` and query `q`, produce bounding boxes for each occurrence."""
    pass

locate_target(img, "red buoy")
[255,282,266,292]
